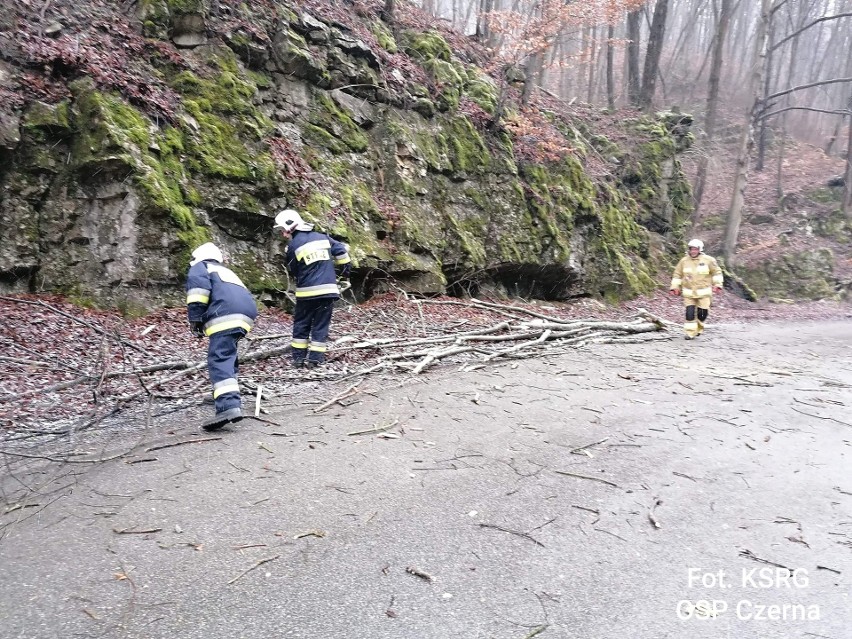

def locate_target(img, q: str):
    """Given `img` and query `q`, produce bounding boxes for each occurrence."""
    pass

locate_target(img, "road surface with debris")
[1,320,850,639]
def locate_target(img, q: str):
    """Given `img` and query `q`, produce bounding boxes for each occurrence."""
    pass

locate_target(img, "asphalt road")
[1,320,850,639]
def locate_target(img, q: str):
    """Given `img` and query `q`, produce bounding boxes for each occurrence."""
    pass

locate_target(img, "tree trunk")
[825,119,843,155]
[606,23,615,110]
[384,0,395,25]
[522,50,545,105]
[844,99,852,217]
[520,0,544,105]
[587,25,598,104]
[476,0,493,41]
[557,37,568,99]
[826,23,852,154]
[723,0,773,266]
[692,0,733,223]
[755,14,776,171]
[639,0,670,111]
[627,9,642,105]
[774,0,809,199]
[487,0,501,49]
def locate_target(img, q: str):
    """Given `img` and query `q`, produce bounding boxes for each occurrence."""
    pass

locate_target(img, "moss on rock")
[401,30,452,62]
[23,101,72,134]
[183,100,274,181]
[69,79,210,262]
[465,71,498,115]
[739,248,837,300]
[371,20,398,53]
[139,0,170,38]
[165,51,276,183]
[304,91,369,154]
[618,114,692,241]
[812,208,852,242]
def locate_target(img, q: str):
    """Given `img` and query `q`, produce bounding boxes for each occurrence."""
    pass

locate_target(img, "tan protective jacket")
[671,253,723,299]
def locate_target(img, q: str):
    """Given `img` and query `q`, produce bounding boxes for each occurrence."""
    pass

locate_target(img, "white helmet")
[687,239,704,252]
[273,209,313,232]
[190,242,223,265]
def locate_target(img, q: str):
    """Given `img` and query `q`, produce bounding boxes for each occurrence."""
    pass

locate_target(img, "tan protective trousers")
[683,296,711,338]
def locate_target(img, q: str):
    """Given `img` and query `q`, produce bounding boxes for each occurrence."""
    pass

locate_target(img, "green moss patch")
[165,52,276,183]
[304,91,369,154]
[69,80,210,262]
[371,20,398,53]
[739,248,837,300]
[401,30,452,62]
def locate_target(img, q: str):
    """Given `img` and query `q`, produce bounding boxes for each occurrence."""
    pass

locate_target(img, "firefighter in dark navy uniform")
[273,210,351,368]
[185,242,258,430]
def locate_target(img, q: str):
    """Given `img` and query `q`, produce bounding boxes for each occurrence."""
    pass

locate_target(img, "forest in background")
[406,0,852,262]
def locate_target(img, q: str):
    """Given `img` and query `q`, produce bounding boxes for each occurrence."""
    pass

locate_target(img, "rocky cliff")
[0,0,693,311]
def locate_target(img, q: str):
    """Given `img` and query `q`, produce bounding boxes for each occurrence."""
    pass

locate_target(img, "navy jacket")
[186,260,258,335]
[285,230,351,300]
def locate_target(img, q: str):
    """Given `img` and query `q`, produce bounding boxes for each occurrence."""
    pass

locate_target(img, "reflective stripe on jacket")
[285,230,351,300]
[185,260,258,335]
[671,253,723,298]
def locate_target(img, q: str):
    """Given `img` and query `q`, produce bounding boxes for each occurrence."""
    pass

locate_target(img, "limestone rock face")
[0,112,20,150]
[0,3,699,309]
[738,248,839,301]
[171,13,207,48]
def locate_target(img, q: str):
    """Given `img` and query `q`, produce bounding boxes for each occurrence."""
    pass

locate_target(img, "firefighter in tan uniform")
[670,239,724,339]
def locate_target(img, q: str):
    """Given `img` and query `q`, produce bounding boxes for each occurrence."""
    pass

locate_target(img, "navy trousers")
[291,297,335,364]
[208,328,246,413]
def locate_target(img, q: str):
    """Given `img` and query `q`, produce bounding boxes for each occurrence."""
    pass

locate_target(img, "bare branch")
[761,77,852,105]
[758,106,851,121]
[769,12,852,52]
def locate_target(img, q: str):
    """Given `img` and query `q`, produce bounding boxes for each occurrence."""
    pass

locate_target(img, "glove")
[669,289,680,296]
[190,321,205,338]
[337,278,351,292]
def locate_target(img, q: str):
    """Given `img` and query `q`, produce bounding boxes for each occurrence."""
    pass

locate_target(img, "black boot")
[202,407,243,431]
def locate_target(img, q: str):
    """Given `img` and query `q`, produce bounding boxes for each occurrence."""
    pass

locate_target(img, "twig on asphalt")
[145,437,222,452]
[594,527,627,542]
[247,416,282,427]
[790,406,852,427]
[0,446,135,464]
[570,437,609,454]
[673,471,699,482]
[233,544,268,550]
[739,549,794,570]
[406,566,434,582]
[113,527,163,535]
[648,497,663,529]
[526,517,557,534]
[347,419,399,436]
[522,626,548,639]
[294,530,326,539]
[571,505,600,515]
[554,470,620,488]
[816,565,841,575]
[313,382,361,413]
[479,522,545,547]
[227,554,281,585]
[126,457,158,465]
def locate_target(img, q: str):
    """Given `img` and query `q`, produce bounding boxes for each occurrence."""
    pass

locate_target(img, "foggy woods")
[417,0,852,234]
